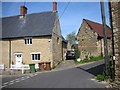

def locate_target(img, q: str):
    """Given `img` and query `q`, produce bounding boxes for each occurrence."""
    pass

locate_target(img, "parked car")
[66,50,75,60]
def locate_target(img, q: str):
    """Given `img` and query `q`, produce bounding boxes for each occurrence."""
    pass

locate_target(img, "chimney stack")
[20,6,27,16]
[53,2,57,12]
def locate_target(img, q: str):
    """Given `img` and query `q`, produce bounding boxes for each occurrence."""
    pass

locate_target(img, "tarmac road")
[1,60,109,88]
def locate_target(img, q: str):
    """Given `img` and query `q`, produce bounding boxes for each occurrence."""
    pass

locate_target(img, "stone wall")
[77,20,103,59]
[77,19,111,60]
[110,1,120,85]
[1,36,53,68]
[0,40,10,68]
[52,13,62,67]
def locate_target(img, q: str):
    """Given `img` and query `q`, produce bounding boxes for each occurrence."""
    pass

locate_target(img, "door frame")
[15,53,23,66]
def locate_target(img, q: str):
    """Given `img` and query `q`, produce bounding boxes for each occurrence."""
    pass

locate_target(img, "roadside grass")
[74,55,104,64]
[96,73,106,81]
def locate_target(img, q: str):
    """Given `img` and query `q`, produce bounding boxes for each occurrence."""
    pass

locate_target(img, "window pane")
[28,39,29,44]
[25,39,27,44]
[26,39,28,44]
[30,39,32,44]
[32,54,34,60]
[38,54,40,60]
[35,54,37,60]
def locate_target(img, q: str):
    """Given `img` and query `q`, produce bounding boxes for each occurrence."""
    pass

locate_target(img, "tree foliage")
[75,49,80,59]
[66,31,76,45]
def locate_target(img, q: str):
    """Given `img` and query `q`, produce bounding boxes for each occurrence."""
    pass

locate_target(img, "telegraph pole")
[100,0,109,77]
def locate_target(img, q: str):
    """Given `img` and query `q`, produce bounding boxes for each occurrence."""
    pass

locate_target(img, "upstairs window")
[24,38,32,45]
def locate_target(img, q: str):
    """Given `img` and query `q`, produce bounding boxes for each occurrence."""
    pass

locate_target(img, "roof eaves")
[84,19,93,30]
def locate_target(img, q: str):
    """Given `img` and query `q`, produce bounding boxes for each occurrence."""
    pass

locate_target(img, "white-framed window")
[31,52,41,61]
[24,38,32,45]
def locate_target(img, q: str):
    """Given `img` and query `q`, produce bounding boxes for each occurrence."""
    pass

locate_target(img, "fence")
[10,64,39,70]
[0,64,4,70]
[10,64,39,74]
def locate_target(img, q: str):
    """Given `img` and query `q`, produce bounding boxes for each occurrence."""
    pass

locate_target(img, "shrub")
[75,49,80,59]
[90,56,94,59]
[96,74,105,81]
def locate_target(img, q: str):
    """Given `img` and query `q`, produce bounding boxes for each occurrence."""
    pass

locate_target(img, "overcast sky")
[2,1,110,38]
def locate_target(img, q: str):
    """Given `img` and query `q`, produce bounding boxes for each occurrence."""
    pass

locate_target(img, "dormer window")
[24,38,32,45]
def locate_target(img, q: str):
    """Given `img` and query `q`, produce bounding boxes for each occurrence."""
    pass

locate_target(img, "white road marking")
[10,80,15,83]
[15,80,20,83]
[2,85,7,88]
[34,73,38,76]
[31,74,37,76]
[2,74,38,88]
[21,77,25,79]
[15,78,20,81]
[91,78,95,81]
[21,78,25,80]
[8,82,14,85]
[3,82,9,85]
[30,74,37,77]
[26,76,30,79]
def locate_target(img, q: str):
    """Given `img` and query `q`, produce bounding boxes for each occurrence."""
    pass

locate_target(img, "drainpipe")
[62,42,63,60]
[9,40,11,68]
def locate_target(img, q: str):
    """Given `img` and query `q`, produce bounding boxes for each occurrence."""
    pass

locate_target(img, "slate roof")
[84,19,111,38]
[62,36,67,43]
[2,11,56,39]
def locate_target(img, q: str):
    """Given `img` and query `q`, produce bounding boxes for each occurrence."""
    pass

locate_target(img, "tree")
[66,31,76,46]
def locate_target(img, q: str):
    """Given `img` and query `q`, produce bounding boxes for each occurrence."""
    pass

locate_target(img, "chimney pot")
[53,2,57,12]
[20,6,27,16]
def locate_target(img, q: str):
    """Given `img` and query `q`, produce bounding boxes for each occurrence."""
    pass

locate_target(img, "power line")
[59,0,71,20]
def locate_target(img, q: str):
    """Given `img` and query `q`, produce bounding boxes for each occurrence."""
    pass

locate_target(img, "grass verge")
[96,73,106,81]
[75,55,104,64]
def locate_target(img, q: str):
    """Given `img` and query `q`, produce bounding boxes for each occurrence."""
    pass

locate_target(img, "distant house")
[77,19,111,60]
[62,36,67,60]
[71,44,78,50]
[1,2,63,69]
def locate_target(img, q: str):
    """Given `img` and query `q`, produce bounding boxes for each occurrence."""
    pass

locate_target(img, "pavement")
[0,60,79,79]
[0,60,83,76]
[0,60,103,76]
[1,60,111,88]
[53,60,76,71]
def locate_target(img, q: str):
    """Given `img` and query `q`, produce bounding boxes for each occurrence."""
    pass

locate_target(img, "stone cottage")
[77,19,111,60]
[0,2,63,69]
